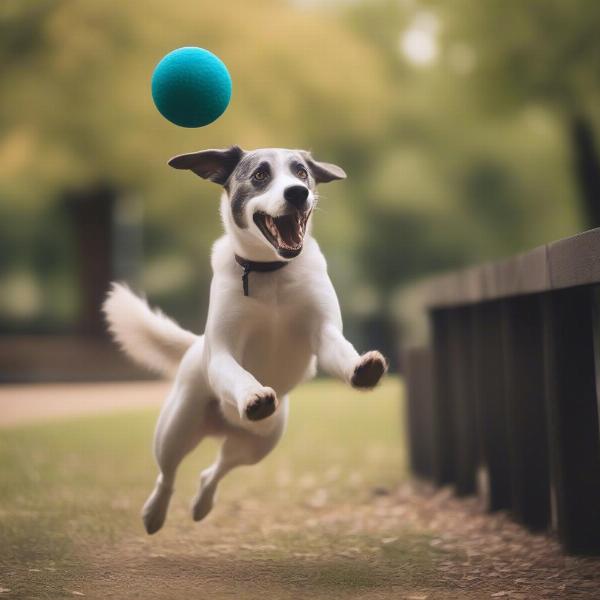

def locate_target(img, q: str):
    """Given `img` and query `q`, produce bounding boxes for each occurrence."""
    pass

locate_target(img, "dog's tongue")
[275,215,302,248]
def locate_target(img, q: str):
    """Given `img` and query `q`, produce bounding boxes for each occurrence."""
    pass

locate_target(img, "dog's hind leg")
[142,383,206,534]
[142,341,210,534]
[191,396,289,522]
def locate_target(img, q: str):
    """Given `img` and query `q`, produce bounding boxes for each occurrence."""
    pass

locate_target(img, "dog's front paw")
[351,351,388,390]
[244,387,279,421]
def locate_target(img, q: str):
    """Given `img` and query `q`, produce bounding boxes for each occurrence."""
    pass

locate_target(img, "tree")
[441,0,600,228]
[0,0,393,332]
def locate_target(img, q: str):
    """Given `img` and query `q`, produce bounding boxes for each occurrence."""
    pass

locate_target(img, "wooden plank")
[425,244,551,309]
[542,286,600,554]
[472,301,512,511]
[431,309,456,486]
[447,307,478,496]
[494,245,550,299]
[422,265,484,308]
[502,295,551,531]
[420,227,600,308]
[404,347,434,480]
[548,228,600,290]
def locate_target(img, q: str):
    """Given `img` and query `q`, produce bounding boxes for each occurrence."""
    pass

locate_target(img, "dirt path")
[72,484,600,600]
[0,381,169,427]
[8,483,600,600]
[1,381,599,599]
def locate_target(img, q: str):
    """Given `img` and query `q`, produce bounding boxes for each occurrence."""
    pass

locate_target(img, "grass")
[0,378,450,599]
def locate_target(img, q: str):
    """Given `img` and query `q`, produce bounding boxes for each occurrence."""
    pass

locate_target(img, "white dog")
[103,146,387,534]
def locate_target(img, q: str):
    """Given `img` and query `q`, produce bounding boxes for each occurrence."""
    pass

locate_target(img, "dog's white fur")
[103,147,387,534]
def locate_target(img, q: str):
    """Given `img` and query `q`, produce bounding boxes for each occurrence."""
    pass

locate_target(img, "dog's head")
[168,146,346,259]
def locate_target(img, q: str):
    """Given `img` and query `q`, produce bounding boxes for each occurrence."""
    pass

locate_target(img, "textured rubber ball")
[151,47,232,128]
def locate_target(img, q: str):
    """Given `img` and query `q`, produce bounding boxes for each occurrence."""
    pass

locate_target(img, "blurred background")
[2,0,599,381]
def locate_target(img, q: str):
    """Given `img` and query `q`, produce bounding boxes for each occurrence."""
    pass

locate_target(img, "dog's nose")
[284,185,309,209]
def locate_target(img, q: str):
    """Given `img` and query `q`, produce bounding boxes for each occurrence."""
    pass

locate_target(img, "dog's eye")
[253,170,268,181]
[296,167,308,180]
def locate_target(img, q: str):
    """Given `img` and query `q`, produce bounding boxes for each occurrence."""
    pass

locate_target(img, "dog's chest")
[237,296,314,395]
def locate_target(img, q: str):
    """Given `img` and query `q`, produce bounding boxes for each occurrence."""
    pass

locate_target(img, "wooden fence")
[404,227,600,555]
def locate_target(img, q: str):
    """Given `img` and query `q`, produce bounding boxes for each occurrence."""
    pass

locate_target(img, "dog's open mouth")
[253,211,310,258]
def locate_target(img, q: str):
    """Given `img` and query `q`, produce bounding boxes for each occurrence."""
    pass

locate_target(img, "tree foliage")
[1,0,597,345]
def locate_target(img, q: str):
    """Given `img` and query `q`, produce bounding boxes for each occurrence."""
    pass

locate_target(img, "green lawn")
[1,378,446,600]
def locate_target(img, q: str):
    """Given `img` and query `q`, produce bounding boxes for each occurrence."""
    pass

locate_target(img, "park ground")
[1,378,599,599]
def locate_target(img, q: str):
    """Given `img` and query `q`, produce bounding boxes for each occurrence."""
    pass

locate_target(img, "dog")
[103,146,388,534]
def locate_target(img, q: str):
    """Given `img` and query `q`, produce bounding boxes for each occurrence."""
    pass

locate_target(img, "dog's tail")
[102,283,198,377]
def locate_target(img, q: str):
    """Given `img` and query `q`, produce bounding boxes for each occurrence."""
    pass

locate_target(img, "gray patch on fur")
[228,152,275,228]
[230,184,255,228]
[288,156,316,190]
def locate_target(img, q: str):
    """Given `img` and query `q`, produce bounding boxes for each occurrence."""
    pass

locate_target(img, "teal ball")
[151,47,232,128]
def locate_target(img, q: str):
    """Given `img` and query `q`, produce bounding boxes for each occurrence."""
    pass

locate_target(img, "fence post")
[542,286,600,554]
[502,295,550,531]
[472,300,512,511]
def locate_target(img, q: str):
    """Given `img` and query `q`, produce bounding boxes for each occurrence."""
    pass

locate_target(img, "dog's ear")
[168,146,244,185]
[301,152,347,184]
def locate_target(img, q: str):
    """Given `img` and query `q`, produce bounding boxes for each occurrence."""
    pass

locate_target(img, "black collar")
[234,254,289,297]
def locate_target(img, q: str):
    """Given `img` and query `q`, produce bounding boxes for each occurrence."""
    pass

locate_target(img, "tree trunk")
[64,184,117,337]
[568,112,600,229]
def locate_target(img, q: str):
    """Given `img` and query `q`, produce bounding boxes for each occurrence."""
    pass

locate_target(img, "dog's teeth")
[266,217,279,237]
[261,213,307,251]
